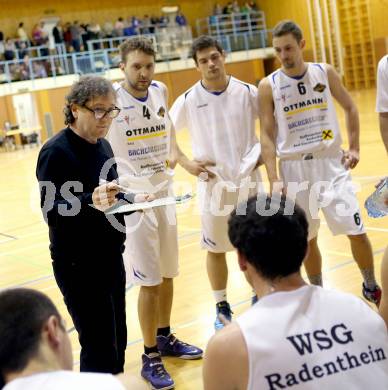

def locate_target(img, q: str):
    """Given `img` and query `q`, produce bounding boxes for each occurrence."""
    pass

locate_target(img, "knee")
[348,233,368,243]
[141,284,160,297]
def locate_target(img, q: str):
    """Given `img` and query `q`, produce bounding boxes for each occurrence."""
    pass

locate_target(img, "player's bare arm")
[258,78,282,192]
[379,247,388,328]
[326,64,360,169]
[203,323,248,390]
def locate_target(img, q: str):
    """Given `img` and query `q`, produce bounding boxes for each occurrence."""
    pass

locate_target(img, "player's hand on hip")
[185,159,216,181]
[342,149,359,170]
[134,193,156,203]
[92,182,120,211]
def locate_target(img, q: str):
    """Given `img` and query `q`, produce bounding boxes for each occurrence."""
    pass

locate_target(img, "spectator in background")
[103,20,114,38]
[223,1,233,14]
[114,17,125,37]
[0,32,4,60]
[16,22,29,43]
[4,39,16,61]
[213,3,223,15]
[88,22,102,49]
[63,22,72,51]
[31,23,42,46]
[249,1,259,11]
[17,41,28,59]
[130,16,141,35]
[19,54,31,80]
[175,10,187,26]
[151,15,159,27]
[53,21,63,45]
[141,15,152,34]
[232,1,240,13]
[69,21,82,52]
[33,61,47,78]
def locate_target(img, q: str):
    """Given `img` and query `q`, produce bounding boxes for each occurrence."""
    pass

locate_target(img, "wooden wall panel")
[257,0,313,50]
[0,96,10,128]
[370,0,388,41]
[225,59,265,85]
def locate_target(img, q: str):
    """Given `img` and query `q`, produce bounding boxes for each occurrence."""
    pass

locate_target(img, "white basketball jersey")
[3,371,125,390]
[269,63,342,158]
[376,55,388,113]
[107,81,173,192]
[236,285,388,390]
[170,76,261,185]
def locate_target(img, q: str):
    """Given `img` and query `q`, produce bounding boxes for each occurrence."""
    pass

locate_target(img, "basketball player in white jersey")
[170,35,262,330]
[377,54,388,152]
[259,20,381,305]
[376,60,388,326]
[0,288,146,390]
[203,195,388,390]
[106,37,202,390]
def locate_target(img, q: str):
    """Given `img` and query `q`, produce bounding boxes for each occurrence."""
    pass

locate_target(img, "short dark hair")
[0,288,64,386]
[228,195,308,280]
[119,36,156,64]
[64,76,115,125]
[190,35,223,64]
[272,20,303,43]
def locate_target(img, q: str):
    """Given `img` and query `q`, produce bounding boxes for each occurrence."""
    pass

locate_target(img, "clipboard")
[104,193,195,215]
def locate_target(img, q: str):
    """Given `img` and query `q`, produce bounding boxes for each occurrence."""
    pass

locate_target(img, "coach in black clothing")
[37,76,138,374]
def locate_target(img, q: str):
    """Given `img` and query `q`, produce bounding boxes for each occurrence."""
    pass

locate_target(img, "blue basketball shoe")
[157,333,203,359]
[141,353,174,390]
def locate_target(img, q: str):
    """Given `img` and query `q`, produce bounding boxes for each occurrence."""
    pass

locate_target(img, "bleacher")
[0,11,272,84]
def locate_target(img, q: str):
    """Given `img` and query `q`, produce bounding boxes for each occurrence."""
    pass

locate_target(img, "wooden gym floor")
[0,88,387,389]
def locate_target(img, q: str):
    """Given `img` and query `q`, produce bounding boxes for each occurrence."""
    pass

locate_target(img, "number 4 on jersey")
[143,106,151,120]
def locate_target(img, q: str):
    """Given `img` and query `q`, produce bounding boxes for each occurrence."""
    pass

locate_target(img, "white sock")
[213,289,227,304]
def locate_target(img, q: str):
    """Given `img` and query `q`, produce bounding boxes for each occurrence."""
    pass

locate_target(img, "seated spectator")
[0,288,147,390]
[4,39,16,61]
[203,195,388,390]
[19,54,31,80]
[32,61,47,78]
[17,41,28,59]
[16,22,29,43]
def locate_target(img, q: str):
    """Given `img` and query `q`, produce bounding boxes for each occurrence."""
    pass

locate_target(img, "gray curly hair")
[64,76,115,125]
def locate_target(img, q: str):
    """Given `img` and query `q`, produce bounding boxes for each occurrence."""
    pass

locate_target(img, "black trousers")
[52,253,127,374]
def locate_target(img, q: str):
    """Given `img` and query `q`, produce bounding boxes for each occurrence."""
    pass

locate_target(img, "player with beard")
[106,37,202,390]
[259,20,381,304]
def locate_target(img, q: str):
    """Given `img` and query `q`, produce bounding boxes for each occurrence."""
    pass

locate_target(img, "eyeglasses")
[83,105,121,120]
